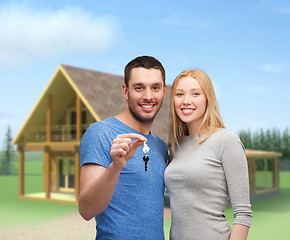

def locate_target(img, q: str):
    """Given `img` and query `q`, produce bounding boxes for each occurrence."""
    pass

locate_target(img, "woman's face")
[174,76,207,134]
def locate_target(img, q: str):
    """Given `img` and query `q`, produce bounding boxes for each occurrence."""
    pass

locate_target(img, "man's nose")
[143,88,153,100]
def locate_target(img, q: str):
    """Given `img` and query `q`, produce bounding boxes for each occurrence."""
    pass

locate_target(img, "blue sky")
[0,0,290,146]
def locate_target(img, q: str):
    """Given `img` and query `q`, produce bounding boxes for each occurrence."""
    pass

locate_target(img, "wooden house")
[245,149,282,199]
[12,64,171,203]
[13,64,281,204]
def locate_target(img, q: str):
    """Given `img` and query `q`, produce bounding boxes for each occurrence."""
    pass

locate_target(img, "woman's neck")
[187,123,208,136]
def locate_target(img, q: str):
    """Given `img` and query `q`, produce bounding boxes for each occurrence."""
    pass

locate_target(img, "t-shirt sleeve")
[219,130,253,227]
[79,122,112,168]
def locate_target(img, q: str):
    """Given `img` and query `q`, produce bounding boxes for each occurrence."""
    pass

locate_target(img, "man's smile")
[140,103,156,111]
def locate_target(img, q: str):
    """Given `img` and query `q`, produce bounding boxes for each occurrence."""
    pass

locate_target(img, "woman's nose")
[182,94,191,104]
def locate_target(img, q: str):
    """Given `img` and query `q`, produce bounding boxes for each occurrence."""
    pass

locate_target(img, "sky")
[0,0,290,147]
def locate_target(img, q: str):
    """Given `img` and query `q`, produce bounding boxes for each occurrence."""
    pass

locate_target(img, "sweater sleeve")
[219,130,253,227]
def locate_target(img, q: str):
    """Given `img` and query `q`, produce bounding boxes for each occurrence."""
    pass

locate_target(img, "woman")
[164,69,252,240]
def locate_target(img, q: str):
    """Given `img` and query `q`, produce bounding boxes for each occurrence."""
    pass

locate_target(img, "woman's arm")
[219,130,253,238]
[230,224,249,240]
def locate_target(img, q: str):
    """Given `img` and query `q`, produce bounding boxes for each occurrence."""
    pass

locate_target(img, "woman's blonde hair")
[170,69,225,156]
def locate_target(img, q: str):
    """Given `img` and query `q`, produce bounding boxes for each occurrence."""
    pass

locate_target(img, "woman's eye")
[193,92,200,96]
[176,93,183,97]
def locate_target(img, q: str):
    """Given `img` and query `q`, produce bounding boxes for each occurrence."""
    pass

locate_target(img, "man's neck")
[115,110,153,135]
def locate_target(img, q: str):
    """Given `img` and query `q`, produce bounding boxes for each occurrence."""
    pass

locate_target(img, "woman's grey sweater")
[164,129,253,240]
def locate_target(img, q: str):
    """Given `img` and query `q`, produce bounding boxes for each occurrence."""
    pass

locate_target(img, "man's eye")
[153,86,160,90]
[135,87,142,90]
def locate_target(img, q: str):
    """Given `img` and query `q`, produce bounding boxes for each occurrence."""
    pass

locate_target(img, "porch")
[246,149,282,199]
[18,146,80,204]
[21,192,76,203]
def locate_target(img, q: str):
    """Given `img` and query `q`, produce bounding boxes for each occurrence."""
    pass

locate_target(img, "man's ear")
[163,84,167,99]
[122,84,129,100]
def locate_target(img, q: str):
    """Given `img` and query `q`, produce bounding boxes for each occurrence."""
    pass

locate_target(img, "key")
[143,154,149,171]
[143,141,150,171]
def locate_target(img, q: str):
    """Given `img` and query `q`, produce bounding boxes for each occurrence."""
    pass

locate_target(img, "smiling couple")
[78,56,252,240]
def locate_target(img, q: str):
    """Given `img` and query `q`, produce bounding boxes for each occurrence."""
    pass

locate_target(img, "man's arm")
[78,133,146,221]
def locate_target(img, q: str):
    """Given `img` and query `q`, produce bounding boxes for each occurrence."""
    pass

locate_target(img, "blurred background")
[0,0,289,239]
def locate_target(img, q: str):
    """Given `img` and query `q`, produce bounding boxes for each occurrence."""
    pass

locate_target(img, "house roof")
[13,64,171,144]
[245,149,282,158]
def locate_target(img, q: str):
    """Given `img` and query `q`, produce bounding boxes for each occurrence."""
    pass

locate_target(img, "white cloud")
[258,63,286,73]
[0,4,118,70]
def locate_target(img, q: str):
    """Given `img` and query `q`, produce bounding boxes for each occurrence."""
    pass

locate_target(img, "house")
[12,64,171,203]
[245,149,281,199]
[13,64,281,204]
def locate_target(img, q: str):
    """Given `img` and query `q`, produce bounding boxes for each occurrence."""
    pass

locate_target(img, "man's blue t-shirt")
[79,117,168,240]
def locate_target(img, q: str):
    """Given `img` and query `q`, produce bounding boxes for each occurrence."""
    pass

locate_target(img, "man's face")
[123,67,166,123]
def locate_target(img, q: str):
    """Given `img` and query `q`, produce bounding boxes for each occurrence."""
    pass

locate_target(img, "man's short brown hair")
[124,56,165,87]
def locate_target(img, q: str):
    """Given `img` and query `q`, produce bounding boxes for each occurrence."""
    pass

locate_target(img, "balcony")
[26,124,90,142]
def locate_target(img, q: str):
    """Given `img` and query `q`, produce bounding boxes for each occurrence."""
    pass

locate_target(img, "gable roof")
[61,64,126,121]
[13,64,171,144]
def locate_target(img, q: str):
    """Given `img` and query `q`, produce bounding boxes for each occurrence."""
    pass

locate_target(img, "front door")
[58,158,75,193]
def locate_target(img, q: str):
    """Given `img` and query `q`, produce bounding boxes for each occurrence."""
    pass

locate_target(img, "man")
[78,56,168,239]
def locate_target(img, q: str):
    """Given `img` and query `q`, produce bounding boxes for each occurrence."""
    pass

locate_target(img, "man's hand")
[110,133,147,170]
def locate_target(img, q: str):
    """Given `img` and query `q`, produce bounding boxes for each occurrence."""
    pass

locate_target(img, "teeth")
[182,109,194,113]
[142,105,153,109]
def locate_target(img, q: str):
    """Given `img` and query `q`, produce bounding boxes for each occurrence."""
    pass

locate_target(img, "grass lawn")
[0,175,78,226]
[1,152,290,239]
[0,152,78,226]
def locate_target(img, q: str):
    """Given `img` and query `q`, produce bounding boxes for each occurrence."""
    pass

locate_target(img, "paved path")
[0,208,171,240]
[0,213,95,240]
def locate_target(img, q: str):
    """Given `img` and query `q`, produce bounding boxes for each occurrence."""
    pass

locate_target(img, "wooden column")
[264,159,268,189]
[46,94,52,142]
[273,157,279,190]
[76,95,82,142]
[75,149,80,201]
[75,95,82,202]
[44,148,51,199]
[248,158,256,196]
[18,148,24,196]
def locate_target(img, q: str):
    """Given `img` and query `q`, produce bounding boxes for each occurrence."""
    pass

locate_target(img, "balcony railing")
[26,124,90,142]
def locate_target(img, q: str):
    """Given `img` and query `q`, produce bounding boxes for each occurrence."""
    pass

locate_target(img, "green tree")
[237,127,289,161]
[252,130,260,149]
[259,128,266,150]
[265,129,272,150]
[271,128,281,152]
[0,125,14,175]
[281,128,290,159]
[239,129,247,147]
[239,129,252,149]
[246,129,252,149]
